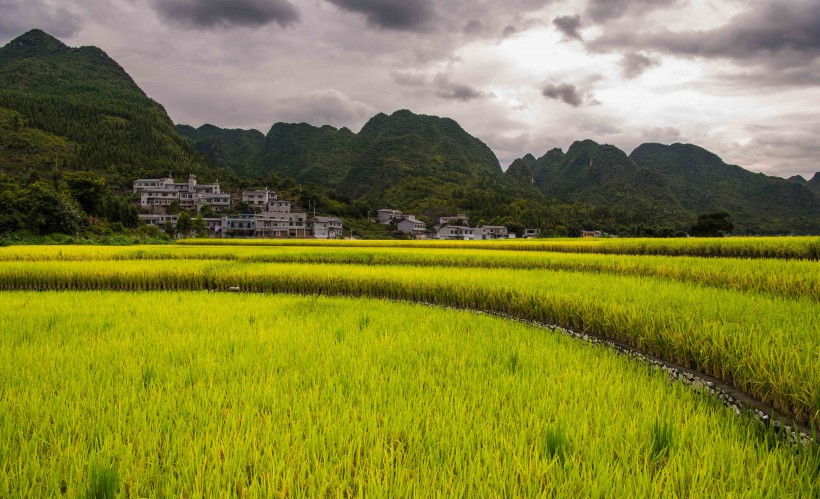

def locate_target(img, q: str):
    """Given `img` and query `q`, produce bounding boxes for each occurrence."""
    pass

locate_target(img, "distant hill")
[629,143,819,233]
[258,110,503,197]
[2,29,817,235]
[176,124,265,178]
[523,140,689,224]
[808,173,820,196]
[0,29,221,186]
[183,109,514,215]
[507,141,819,233]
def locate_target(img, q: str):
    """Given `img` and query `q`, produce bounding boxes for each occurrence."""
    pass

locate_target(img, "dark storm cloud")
[434,75,489,101]
[540,82,585,107]
[552,15,582,41]
[325,0,435,31]
[586,0,682,23]
[152,0,299,29]
[589,1,820,69]
[619,52,660,78]
[0,0,82,40]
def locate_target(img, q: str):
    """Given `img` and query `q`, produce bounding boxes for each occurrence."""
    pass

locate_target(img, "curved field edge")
[1,292,818,497]
[175,236,820,260]
[1,245,817,302]
[0,260,817,431]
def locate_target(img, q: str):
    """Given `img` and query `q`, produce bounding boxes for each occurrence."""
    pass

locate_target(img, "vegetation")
[0,29,227,188]
[174,235,820,260]
[0,243,817,429]
[176,124,265,178]
[690,211,734,237]
[1,29,817,236]
[1,292,818,496]
[1,244,817,301]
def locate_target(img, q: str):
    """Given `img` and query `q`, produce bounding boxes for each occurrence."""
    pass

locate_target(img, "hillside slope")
[630,143,820,233]
[0,29,221,186]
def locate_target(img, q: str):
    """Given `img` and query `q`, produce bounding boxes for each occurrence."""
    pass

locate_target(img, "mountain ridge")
[2,29,819,235]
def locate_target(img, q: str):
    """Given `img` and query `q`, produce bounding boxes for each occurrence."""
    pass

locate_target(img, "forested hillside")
[0,29,223,186]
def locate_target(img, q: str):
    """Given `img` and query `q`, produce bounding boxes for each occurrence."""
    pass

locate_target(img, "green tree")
[193,213,207,238]
[199,204,215,218]
[167,200,180,215]
[24,182,85,235]
[690,212,733,237]
[63,171,107,216]
[176,212,192,237]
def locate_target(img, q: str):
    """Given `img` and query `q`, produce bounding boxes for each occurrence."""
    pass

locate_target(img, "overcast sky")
[2,0,819,178]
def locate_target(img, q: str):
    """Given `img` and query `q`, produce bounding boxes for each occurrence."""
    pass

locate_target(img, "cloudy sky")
[2,0,819,178]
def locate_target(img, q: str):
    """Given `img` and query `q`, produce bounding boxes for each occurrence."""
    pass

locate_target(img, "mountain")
[247,109,507,211]
[524,140,688,224]
[504,158,535,184]
[530,148,565,190]
[809,173,820,196]
[629,143,820,233]
[257,110,501,193]
[176,124,266,178]
[0,29,220,186]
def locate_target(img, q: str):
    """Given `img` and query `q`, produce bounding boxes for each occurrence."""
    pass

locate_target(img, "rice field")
[0,237,818,496]
[175,235,820,259]
[1,292,819,496]
[1,244,817,300]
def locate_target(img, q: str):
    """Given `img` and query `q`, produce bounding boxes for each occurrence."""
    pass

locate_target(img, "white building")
[312,216,344,239]
[133,175,224,211]
[475,225,509,240]
[255,211,310,238]
[266,199,292,213]
[436,225,475,240]
[524,229,541,238]
[242,189,277,208]
[197,193,231,213]
[397,218,427,238]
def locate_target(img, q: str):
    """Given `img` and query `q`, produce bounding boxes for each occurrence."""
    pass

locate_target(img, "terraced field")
[0,237,818,496]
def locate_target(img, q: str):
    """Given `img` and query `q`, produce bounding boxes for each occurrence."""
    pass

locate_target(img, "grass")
[0,258,816,429]
[1,244,817,301]
[174,235,820,259]
[0,292,817,496]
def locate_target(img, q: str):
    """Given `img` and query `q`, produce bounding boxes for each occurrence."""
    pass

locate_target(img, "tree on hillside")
[690,212,733,237]
[63,171,107,216]
[176,212,192,237]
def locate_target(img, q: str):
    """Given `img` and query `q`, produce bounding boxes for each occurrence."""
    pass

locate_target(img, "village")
[133,175,598,239]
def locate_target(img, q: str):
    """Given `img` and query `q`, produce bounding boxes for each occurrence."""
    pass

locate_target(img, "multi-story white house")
[242,189,277,208]
[266,199,292,213]
[436,225,475,240]
[524,229,541,238]
[312,216,344,239]
[133,175,224,211]
[255,211,310,238]
[197,193,231,213]
[397,218,427,238]
[474,225,509,240]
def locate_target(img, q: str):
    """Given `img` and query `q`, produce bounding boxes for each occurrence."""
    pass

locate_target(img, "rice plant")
[0,292,818,496]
